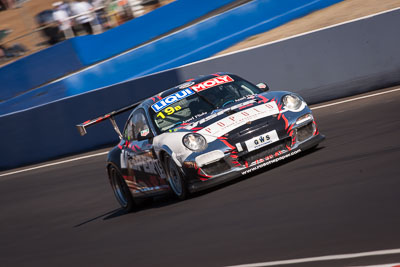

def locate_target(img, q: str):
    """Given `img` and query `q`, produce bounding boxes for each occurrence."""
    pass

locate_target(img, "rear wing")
[76,102,141,139]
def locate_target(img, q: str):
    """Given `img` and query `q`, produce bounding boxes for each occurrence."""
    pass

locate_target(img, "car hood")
[174,94,285,141]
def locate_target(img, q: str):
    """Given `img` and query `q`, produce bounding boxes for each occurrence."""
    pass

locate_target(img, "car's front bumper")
[187,133,325,193]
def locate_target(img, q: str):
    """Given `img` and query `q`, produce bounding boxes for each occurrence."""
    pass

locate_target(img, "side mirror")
[137,129,154,141]
[257,82,270,92]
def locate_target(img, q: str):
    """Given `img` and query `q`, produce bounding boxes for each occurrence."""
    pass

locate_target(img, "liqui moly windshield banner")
[151,75,234,112]
[151,88,194,112]
[190,75,234,92]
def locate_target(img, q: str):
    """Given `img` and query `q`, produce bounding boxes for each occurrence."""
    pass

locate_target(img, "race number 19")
[157,105,182,119]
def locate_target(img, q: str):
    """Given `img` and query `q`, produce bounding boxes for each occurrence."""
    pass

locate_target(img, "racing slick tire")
[109,166,136,212]
[165,155,189,200]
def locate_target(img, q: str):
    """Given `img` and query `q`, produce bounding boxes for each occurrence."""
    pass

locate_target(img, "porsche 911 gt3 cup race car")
[77,73,325,211]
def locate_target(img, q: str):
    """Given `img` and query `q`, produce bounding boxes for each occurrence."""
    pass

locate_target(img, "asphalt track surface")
[1,87,400,267]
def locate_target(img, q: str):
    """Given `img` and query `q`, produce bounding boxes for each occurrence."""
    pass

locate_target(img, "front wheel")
[109,166,136,212]
[165,156,189,200]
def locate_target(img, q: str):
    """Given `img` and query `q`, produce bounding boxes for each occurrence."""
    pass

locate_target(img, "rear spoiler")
[76,102,141,139]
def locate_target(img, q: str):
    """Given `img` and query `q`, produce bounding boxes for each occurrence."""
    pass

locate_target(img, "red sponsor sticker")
[190,75,234,92]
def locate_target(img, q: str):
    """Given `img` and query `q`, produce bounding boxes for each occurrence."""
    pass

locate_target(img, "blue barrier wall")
[0,0,237,104]
[0,71,182,170]
[1,8,400,170]
[0,41,82,102]
[0,0,342,116]
[71,0,237,65]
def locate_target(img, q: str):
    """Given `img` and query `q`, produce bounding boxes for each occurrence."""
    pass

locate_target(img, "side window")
[124,115,135,141]
[131,109,150,140]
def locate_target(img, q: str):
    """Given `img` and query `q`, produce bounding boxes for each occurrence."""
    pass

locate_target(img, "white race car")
[77,73,324,211]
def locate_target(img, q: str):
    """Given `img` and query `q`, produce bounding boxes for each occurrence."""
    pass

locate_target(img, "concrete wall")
[1,8,399,171]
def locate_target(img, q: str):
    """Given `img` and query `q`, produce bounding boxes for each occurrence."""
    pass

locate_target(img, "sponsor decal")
[121,150,167,179]
[245,130,279,152]
[151,88,194,112]
[241,149,301,175]
[236,142,243,152]
[183,100,258,129]
[140,128,150,137]
[182,111,208,124]
[190,75,234,92]
[177,81,195,89]
[197,102,279,137]
[135,185,169,193]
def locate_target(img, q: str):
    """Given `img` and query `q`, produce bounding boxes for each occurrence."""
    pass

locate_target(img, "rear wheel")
[109,166,135,212]
[165,156,188,200]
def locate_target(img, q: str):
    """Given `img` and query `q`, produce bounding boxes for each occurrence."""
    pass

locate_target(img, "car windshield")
[149,75,264,133]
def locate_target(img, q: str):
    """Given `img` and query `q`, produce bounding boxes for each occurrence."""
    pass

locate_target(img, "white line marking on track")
[311,88,400,110]
[0,151,108,177]
[351,264,400,267]
[1,87,399,178]
[225,248,400,267]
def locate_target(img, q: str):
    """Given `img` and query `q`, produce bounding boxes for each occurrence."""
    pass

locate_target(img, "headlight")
[183,133,207,151]
[282,94,302,111]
